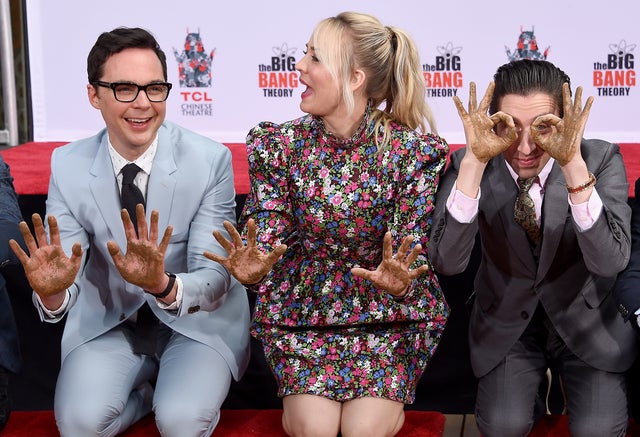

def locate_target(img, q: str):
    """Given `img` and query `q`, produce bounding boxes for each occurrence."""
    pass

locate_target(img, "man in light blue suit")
[9,27,250,437]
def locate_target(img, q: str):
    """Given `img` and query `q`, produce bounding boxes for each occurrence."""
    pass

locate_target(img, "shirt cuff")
[155,274,183,311]
[446,182,480,224]
[569,187,603,231]
[37,289,70,318]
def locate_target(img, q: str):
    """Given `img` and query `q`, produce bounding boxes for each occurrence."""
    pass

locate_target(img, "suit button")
[619,304,629,317]
[188,305,200,314]
[0,259,10,267]
[521,311,529,320]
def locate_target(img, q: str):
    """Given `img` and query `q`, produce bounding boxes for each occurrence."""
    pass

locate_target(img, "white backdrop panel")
[25,0,639,144]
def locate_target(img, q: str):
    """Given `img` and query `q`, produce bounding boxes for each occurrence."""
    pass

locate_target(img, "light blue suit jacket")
[36,121,250,380]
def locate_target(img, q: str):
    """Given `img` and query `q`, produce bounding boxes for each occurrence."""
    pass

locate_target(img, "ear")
[87,84,101,110]
[351,68,366,93]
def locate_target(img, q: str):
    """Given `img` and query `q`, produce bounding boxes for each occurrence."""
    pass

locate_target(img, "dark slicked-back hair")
[87,27,167,84]
[489,59,571,117]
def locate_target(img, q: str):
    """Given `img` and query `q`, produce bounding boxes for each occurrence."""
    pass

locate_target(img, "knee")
[341,420,403,437]
[475,409,534,437]
[568,415,628,437]
[341,410,404,437]
[55,399,117,437]
[282,410,340,437]
[154,401,220,437]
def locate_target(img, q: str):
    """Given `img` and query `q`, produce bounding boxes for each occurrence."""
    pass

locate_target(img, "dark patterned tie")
[514,177,540,245]
[120,163,158,356]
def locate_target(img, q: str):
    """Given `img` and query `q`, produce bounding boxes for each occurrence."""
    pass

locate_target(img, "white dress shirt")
[446,158,603,231]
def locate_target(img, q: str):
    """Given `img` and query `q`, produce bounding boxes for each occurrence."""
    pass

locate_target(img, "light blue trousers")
[54,322,232,437]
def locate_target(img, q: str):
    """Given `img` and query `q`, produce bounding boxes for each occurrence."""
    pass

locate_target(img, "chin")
[299,101,312,114]
[518,169,540,179]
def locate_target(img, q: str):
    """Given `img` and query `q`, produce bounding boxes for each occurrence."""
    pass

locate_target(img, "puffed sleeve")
[241,122,297,252]
[388,131,449,258]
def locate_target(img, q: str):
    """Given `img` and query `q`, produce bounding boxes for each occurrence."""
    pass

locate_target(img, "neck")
[321,98,368,139]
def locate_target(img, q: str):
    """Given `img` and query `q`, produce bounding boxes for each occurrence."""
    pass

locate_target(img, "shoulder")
[580,138,619,155]
[160,121,229,159]
[388,123,449,159]
[161,121,224,149]
[51,130,106,164]
[580,138,622,169]
[246,115,313,155]
[246,115,311,143]
[246,121,282,146]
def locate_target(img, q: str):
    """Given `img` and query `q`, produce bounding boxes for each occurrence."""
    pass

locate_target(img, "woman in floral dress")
[205,11,449,437]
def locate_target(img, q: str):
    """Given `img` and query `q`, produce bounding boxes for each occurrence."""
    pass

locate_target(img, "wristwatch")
[144,272,176,298]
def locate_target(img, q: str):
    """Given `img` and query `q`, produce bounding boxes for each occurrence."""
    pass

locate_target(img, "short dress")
[242,111,450,403]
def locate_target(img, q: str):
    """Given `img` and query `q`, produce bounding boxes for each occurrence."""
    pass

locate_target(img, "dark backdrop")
[8,193,480,413]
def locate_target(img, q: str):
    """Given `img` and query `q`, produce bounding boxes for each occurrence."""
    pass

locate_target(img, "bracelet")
[393,281,415,302]
[566,172,596,194]
[144,272,176,298]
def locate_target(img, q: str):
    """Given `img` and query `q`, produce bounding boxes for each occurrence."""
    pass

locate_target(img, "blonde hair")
[311,11,436,147]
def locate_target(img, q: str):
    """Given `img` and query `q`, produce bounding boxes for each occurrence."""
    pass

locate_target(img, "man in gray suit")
[429,59,636,436]
[0,155,24,431]
[9,27,250,436]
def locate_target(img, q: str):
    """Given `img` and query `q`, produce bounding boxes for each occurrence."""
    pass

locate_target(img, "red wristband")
[566,173,596,194]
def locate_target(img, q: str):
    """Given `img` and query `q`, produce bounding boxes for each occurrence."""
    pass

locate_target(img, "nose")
[295,56,306,72]
[132,88,152,106]
[516,128,537,155]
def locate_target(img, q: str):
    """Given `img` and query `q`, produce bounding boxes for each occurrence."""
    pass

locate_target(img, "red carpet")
[3,142,640,197]
[529,415,640,436]
[5,411,640,436]
[1,409,446,436]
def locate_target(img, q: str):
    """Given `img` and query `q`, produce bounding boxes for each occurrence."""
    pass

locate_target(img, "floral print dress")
[242,110,449,403]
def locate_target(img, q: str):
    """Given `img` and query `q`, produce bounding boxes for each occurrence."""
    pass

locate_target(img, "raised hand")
[203,218,287,285]
[351,232,429,298]
[9,213,82,298]
[453,81,518,163]
[530,83,594,166]
[107,204,173,291]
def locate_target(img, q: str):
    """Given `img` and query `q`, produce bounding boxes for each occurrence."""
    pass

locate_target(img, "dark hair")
[489,59,571,117]
[87,27,167,84]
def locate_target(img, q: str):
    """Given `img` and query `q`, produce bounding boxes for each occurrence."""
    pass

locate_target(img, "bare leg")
[282,394,341,437]
[341,397,405,437]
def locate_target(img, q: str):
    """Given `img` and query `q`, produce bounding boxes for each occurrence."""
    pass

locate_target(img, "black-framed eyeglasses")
[92,81,172,103]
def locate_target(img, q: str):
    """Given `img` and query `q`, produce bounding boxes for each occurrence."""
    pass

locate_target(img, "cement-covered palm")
[107,206,172,291]
[530,83,594,166]
[9,213,82,298]
[453,82,518,163]
[351,232,428,297]
[204,219,287,285]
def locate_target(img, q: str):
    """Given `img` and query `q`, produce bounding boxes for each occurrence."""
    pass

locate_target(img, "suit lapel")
[89,139,128,249]
[537,164,570,280]
[146,128,177,234]
[486,160,537,271]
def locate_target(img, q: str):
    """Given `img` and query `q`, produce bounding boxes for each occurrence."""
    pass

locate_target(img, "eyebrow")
[505,110,557,125]
[111,80,167,85]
